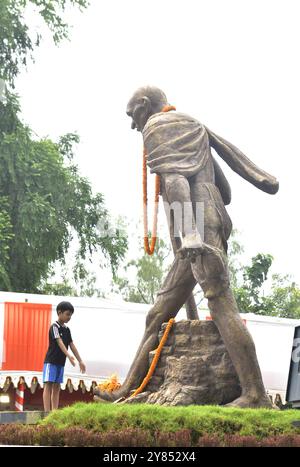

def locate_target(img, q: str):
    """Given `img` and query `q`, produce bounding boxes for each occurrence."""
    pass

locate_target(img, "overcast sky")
[16,0,300,290]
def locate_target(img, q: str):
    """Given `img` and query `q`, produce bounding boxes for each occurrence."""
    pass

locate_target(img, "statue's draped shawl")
[143,112,210,177]
[206,128,279,195]
[143,112,279,201]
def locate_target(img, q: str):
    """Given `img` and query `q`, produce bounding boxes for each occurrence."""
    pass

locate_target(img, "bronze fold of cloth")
[143,111,279,200]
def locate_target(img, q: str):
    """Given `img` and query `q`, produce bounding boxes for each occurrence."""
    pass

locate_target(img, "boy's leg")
[51,365,64,410]
[43,382,52,412]
[51,383,61,410]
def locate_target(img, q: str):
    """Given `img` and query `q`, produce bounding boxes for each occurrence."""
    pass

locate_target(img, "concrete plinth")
[0,411,48,424]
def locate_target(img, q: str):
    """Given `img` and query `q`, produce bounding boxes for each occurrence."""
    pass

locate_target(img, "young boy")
[43,301,86,411]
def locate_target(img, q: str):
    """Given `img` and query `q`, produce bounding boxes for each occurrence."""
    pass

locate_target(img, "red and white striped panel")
[15,382,25,412]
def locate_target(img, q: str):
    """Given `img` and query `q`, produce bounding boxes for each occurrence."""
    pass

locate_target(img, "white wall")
[64,307,147,380]
[247,320,296,393]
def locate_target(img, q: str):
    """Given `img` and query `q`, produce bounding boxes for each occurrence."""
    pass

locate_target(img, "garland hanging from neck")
[143,105,176,255]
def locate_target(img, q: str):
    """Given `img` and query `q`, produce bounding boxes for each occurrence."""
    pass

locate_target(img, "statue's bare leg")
[188,225,272,407]
[161,182,199,320]
[189,247,272,407]
[165,173,272,408]
[208,289,272,408]
[94,256,196,401]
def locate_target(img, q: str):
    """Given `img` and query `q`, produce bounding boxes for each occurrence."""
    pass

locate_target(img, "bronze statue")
[95,86,279,408]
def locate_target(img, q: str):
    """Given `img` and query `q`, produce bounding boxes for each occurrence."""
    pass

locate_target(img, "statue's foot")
[224,394,276,409]
[93,386,127,403]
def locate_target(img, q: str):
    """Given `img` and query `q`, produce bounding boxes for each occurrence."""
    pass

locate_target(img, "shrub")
[1,425,300,447]
[101,428,153,447]
[0,425,35,445]
[261,435,300,447]
[197,434,222,447]
[223,435,260,447]
[155,429,192,447]
[2,403,300,447]
[40,403,300,439]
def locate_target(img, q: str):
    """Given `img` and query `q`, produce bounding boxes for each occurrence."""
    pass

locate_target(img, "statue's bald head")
[126,86,168,132]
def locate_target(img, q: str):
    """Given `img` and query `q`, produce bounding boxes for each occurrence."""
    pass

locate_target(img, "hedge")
[1,424,300,446]
[40,402,300,439]
[1,402,300,446]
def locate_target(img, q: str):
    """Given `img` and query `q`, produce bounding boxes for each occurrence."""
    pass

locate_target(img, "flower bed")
[1,403,300,446]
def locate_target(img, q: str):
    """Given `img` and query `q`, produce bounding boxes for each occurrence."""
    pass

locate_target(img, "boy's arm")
[57,338,76,367]
[70,342,86,373]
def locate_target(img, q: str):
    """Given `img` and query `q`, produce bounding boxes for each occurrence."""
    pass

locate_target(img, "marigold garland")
[143,105,176,255]
[129,318,175,398]
[97,373,121,393]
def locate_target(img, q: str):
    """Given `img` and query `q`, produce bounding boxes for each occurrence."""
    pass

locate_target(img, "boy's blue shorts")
[43,363,64,384]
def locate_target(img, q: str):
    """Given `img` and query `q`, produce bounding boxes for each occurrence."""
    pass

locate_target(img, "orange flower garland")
[97,374,121,393]
[143,105,176,255]
[129,318,175,398]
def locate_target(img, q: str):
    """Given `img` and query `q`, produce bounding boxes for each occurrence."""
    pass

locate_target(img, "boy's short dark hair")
[56,301,74,314]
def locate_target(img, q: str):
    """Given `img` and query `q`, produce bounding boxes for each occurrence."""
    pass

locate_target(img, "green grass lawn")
[41,402,300,439]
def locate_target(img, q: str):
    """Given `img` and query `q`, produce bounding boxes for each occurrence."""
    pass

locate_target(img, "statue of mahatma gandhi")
[95,86,279,408]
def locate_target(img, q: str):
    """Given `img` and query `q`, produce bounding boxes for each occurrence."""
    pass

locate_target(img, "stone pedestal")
[0,411,48,424]
[127,320,241,406]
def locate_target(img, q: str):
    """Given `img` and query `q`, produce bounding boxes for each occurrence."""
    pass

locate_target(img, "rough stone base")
[127,320,241,406]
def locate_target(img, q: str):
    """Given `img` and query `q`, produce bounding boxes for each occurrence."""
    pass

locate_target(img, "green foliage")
[41,402,300,440]
[40,280,78,296]
[2,422,300,446]
[0,197,14,289]
[0,0,89,85]
[0,92,127,292]
[257,274,300,318]
[227,228,244,288]
[233,253,273,313]
[114,237,171,304]
[228,232,300,318]
[41,271,105,297]
[243,253,273,290]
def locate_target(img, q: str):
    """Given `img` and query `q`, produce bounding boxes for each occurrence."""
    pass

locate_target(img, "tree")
[0,0,128,294]
[228,232,300,318]
[227,228,245,289]
[40,267,105,297]
[233,253,273,314]
[261,274,300,319]
[113,237,171,304]
[0,198,14,289]
[0,93,127,292]
[0,0,89,86]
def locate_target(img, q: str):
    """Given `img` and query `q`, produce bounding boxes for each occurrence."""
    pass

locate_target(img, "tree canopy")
[0,0,89,85]
[113,237,171,304]
[0,92,127,292]
[228,232,300,319]
[0,0,129,294]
